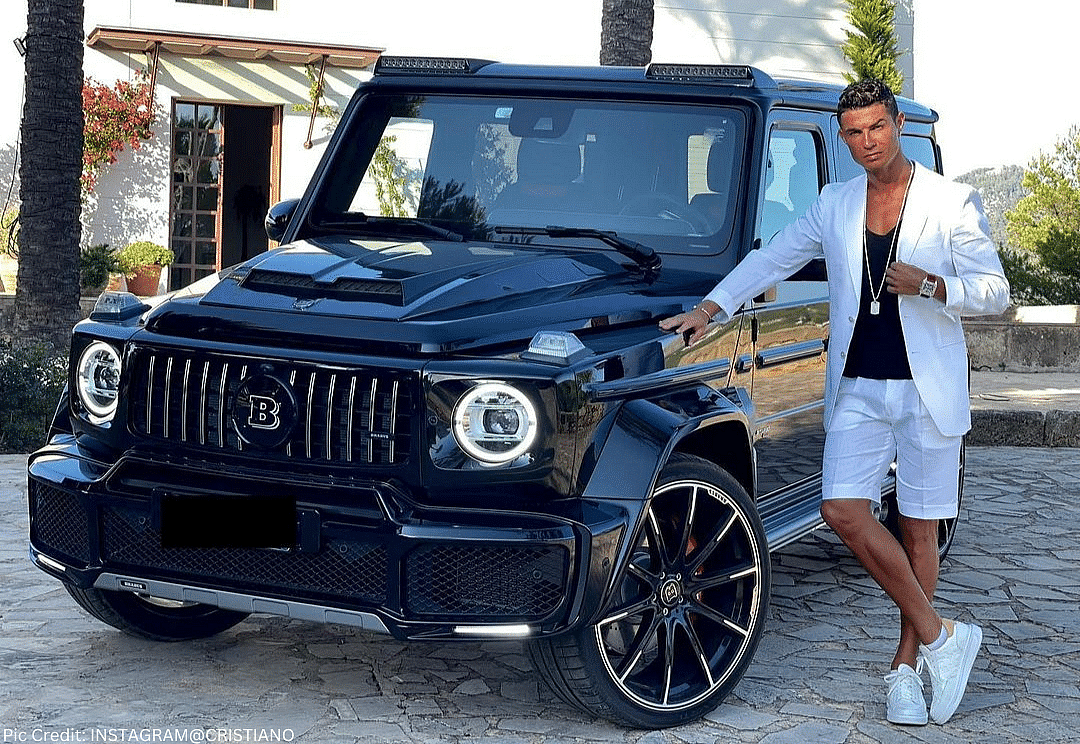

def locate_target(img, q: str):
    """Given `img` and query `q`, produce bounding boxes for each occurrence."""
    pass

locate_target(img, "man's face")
[838,103,905,172]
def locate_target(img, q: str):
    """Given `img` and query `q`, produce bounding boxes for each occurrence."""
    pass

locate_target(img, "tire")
[878,440,965,561]
[63,582,249,641]
[529,454,770,728]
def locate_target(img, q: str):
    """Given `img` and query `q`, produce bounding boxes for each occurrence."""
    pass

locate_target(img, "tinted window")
[834,131,939,181]
[761,129,823,245]
[314,94,748,255]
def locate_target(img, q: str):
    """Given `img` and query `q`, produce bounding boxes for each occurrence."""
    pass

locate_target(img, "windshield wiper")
[492,225,661,274]
[319,214,464,242]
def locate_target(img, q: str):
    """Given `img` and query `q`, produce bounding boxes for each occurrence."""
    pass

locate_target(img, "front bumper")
[27,438,627,640]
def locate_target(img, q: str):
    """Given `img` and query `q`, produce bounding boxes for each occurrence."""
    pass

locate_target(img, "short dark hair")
[838,79,899,122]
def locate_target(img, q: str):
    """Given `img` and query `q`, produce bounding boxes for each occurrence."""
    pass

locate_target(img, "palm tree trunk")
[600,0,655,66]
[13,0,84,351]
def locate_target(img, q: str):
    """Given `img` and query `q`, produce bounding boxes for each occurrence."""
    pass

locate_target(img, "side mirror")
[264,198,300,243]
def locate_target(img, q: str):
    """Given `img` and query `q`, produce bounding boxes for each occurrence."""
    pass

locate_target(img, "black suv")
[28,57,957,728]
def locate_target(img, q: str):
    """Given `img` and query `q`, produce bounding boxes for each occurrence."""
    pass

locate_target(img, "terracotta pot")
[125,265,163,296]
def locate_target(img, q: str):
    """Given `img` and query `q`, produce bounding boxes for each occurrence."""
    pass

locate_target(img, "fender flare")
[573,387,755,627]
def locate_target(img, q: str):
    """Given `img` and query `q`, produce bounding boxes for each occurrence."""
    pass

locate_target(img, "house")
[0,0,914,294]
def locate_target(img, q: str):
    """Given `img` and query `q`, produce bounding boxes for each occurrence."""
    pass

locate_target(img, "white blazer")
[705,162,1010,437]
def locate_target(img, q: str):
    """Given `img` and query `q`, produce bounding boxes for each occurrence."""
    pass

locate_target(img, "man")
[660,79,1009,726]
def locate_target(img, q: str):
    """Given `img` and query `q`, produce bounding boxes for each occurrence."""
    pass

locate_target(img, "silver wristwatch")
[918,274,938,298]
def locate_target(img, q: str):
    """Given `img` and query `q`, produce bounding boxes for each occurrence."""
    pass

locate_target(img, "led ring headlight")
[452,382,537,464]
[76,340,122,422]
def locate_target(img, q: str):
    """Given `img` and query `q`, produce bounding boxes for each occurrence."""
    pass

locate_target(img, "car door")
[749,119,830,497]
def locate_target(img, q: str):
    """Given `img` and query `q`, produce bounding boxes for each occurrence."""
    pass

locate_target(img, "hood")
[214,237,627,320]
[144,236,686,353]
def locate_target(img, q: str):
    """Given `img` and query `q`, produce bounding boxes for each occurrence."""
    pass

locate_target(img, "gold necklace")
[863,163,915,316]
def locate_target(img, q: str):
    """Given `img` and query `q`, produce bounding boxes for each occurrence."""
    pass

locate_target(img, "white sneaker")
[920,621,983,724]
[885,662,928,725]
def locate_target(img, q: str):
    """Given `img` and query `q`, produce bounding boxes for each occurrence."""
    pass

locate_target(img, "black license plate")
[159,493,296,549]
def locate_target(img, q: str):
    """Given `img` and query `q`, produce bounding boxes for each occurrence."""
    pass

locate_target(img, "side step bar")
[758,476,898,552]
[758,477,825,551]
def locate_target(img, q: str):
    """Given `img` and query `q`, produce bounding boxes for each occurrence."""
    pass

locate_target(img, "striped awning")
[86,26,382,69]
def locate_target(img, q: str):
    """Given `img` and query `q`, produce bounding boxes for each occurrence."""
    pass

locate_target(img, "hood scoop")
[242,268,405,306]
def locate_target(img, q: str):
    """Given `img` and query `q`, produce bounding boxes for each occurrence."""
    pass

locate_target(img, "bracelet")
[692,306,712,322]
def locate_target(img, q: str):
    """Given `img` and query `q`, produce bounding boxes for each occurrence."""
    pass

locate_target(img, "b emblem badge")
[232,373,297,449]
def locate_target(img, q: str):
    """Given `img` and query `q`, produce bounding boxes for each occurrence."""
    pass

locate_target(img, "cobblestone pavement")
[2,448,1078,744]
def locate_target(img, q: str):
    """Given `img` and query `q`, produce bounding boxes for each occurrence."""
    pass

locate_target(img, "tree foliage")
[1003,125,1080,304]
[954,165,1027,249]
[81,70,157,194]
[842,0,904,92]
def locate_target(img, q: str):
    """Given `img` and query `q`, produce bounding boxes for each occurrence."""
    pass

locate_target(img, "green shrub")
[80,243,118,292]
[0,340,67,454]
[116,240,174,276]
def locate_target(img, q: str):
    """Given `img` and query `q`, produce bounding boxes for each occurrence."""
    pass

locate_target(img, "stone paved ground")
[2,448,1078,743]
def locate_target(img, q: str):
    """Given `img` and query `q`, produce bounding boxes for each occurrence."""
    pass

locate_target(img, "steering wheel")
[618,193,710,234]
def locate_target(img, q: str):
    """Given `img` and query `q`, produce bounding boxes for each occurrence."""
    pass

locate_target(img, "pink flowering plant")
[82,69,158,193]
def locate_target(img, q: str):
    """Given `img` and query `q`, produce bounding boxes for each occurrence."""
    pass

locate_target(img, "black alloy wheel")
[530,454,770,728]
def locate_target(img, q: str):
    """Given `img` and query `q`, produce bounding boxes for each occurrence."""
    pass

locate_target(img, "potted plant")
[80,243,119,296]
[0,206,19,294]
[116,240,174,296]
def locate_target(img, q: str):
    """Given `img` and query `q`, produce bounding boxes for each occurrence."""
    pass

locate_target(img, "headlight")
[76,341,122,422]
[452,382,537,464]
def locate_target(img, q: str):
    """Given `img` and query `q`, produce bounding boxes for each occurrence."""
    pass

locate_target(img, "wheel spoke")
[661,618,677,704]
[686,510,739,576]
[613,612,662,682]
[676,486,698,564]
[598,595,654,626]
[626,559,658,587]
[680,616,717,689]
[646,507,670,565]
[689,559,759,593]
[688,597,751,639]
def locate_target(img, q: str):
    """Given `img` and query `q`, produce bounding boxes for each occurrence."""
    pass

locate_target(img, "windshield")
[311,93,747,255]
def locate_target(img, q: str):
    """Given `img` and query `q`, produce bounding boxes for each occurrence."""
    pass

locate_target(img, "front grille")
[29,482,92,563]
[128,346,415,465]
[405,544,569,619]
[102,504,388,604]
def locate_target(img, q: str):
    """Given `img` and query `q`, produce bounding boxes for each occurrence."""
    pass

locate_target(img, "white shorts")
[822,377,962,521]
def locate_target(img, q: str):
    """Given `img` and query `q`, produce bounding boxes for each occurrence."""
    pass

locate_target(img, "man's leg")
[820,499,943,647]
[895,515,940,668]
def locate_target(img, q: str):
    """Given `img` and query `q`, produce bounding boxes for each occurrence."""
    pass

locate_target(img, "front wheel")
[530,454,770,728]
[63,582,249,641]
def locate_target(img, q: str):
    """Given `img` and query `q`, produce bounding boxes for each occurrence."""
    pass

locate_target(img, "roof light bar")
[374,55,492,75]
[646,63,758,86]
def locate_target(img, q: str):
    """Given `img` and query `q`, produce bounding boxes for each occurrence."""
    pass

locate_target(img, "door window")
[760,128,823,245]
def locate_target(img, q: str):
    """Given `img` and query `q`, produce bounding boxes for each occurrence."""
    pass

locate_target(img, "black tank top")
[843,226,912,380]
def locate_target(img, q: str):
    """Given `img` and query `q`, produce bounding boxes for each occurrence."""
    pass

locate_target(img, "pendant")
[870,300,881,316]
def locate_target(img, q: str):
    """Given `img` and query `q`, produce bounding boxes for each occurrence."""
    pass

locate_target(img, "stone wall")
[963,306,1080,372]
[0,295,98,335]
